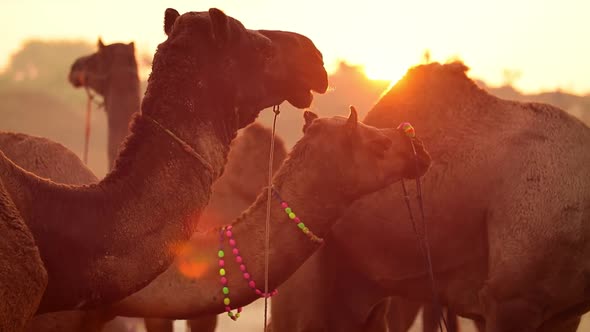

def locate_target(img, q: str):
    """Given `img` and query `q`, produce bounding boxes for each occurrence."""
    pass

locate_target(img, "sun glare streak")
[171,241,210,279]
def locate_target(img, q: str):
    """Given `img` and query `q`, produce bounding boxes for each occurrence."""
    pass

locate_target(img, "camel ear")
[97,38,105,50]
[164,8,180,36]
[302,111,319,133]
[346,105,358,133]
[209,8,230,46]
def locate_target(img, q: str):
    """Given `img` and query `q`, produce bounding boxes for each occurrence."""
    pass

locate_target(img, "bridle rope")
[263,104,281,332]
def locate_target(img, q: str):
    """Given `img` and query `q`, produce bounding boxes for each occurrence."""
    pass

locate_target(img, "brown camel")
[270,61,590,332]
[0,7,327,323]
[106,107,431,320]
[68,39,290,332]
[0,123,287,332]
[69,39,140,170]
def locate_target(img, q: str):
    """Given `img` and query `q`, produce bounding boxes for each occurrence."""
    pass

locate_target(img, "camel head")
[144,8,328,129]
[68,39,137,95]
[288,106,431,201]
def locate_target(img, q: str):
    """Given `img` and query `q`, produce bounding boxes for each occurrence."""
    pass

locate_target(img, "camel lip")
[68,71,86,88]
[286,89,314,109]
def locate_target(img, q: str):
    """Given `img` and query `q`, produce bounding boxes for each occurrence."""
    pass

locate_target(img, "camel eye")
[367,137,391,159]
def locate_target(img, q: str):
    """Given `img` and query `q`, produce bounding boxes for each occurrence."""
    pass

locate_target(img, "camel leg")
[386,297,421,332]
[536,315,581,332]
[0,180,48,331]
[362,298,390,332]
[187,315,217,332]
[445,307,460,332]
[143,318,173,332]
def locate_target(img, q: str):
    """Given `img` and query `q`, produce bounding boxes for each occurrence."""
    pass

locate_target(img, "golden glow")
[362,63,407,83]
[172,241,210,279]
[1,0,589,94]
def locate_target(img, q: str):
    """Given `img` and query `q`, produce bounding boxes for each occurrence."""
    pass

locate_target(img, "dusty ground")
[113,299,590,331]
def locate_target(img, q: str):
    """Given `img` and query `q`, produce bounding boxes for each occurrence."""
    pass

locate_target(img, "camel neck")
[3,114,229,313]
[111,165,350,318]
[104,69,141,170]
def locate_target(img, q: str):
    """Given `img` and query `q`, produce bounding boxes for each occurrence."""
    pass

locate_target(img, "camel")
[68,38,290,332]
[69,39,140,170]
[270,61,590,332]
[0,123,287,332]
[101,107,430,321]
[0,7,328,325]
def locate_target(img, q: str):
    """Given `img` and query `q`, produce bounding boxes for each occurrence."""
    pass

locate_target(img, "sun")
[362,62,408,83]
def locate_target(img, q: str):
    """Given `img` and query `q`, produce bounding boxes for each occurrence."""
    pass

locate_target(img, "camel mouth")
[287,89,314,109]
[402,138,432,179]
[284,73,328,109]
[68,70,86,88]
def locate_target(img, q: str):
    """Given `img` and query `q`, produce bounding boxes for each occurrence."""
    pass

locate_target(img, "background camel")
[0,6,327,320]
[270,61,590,332]
[69,39,140,170]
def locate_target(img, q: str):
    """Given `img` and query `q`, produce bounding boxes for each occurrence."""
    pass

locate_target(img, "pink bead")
[236,256,243,263]
[237,307,243,313]
[226,225,233,230]
[272,289,279,296]
[225,306,231,312]
[281,202,288,208]
[248,280,256,288]
[239,264,246,272]
[229,239,236,247]
[243,273,250,280]
[220,277,228,285]
[232,248,239,255]
[294,217,301,223]
[218,260,225,267]
[226,231,233,238]
[255,289,262,295]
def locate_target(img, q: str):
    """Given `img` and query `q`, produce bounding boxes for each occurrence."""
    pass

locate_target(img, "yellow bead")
[224,297,231,305]
[289,212,296,219]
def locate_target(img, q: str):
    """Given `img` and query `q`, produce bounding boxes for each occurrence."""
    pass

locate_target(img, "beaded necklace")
[217,187,322,320]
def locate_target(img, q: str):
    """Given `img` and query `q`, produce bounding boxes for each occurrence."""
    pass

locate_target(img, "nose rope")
[263,104,281,332]
[397,122,448,332]
[82,87,103,165]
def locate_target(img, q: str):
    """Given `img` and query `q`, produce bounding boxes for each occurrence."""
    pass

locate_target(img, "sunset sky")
[1,0,589,94]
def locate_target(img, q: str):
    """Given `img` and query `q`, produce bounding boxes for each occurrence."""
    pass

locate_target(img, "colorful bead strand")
[223,226,278,298]
[217,188,324,321]
[271,188,324,244]
[218,228,242,321]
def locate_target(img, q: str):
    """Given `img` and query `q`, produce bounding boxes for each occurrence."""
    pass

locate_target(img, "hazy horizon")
[1,0,589,95]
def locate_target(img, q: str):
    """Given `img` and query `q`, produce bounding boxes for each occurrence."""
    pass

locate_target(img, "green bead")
[224,297,231,305]
[222,287,229,294]
[288,212,296,219]
[218,250,225,258]
[297,222,305,229]
[227,312,233,318]
[285,207,292,214]
[219,268,226,276]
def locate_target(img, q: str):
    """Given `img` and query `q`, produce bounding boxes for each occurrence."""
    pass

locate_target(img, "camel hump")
[0,132,98,185]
